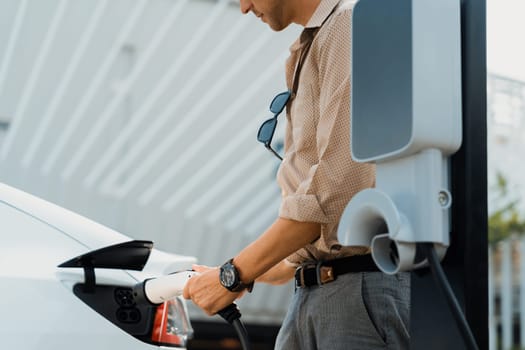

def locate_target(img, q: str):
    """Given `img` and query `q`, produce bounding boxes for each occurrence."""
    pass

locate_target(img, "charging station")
[338,0,462,274]
[338,0,487,348]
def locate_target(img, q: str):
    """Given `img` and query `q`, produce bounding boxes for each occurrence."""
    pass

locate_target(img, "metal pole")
[501,240,513,349]
[453,0,488,346]
[410,0,488,347]
[488,247,495,350]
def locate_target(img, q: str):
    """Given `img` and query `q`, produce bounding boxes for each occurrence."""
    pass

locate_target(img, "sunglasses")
[257,90,292,161]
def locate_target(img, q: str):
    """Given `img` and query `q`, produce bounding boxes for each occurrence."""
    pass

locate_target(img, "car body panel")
[0,183,195,349]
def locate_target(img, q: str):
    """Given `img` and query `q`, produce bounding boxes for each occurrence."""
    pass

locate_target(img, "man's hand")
[182,264,241,315]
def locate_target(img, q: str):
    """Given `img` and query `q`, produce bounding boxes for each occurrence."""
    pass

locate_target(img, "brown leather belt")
[294,254,380,288]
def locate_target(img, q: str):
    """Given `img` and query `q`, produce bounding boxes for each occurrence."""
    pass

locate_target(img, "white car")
[0,182,196,349]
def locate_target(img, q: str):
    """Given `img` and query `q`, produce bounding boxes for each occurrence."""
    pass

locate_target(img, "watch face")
[220,264,237,288]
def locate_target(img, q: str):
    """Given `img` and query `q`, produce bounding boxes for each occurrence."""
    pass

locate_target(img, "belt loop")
[295,266,302,290]
[315,260,324,286]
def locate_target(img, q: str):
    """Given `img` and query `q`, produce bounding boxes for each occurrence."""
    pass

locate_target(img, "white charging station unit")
[337,0,462,274]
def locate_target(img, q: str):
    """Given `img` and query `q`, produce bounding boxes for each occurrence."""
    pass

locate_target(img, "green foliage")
[488,172,525,245]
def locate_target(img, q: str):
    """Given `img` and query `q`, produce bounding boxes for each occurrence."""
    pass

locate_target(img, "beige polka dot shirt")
[277,0,375,265]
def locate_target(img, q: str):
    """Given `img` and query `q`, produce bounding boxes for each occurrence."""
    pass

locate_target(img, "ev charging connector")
[337,0,462,274]
[133,271,252,350]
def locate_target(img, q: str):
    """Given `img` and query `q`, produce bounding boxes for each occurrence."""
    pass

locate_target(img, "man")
[183,0,410,349]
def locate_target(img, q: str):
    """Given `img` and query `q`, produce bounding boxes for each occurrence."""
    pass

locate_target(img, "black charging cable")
[218,303,252,350]
[419,243,479,350]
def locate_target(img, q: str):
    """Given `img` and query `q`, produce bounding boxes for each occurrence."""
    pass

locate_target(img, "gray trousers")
[275,271,410,350]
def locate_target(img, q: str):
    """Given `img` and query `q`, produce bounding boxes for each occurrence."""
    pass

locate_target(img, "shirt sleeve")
[279,8,375,225]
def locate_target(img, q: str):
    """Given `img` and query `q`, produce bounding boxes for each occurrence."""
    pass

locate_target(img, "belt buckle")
[295,262,336,289]
[316,261,335,285]
[296,262,315,289]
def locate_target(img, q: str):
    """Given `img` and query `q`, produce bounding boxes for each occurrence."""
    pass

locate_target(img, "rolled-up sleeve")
[280,193,330,223]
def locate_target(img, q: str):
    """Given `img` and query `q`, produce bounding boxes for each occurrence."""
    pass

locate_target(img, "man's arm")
[233,217,319,282]
[182,217,319,315]
[256,259,296,285]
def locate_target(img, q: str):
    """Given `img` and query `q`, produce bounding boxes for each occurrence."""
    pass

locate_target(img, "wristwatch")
[219,258,254,293]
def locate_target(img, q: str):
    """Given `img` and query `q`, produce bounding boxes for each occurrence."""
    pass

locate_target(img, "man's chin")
[266,20,288,32]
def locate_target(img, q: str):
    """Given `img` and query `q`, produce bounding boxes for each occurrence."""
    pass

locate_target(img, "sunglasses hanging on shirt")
[256,90,291,161]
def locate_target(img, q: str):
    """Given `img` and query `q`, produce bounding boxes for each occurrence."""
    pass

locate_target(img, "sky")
[487,0,525,81]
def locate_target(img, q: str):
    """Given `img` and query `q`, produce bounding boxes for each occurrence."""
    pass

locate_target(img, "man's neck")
[290,0,322,27]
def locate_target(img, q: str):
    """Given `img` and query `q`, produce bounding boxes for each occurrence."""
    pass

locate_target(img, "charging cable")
[217,303,252,350]
[419,243,479,350]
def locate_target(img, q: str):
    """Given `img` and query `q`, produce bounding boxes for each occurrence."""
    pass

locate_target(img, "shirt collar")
[305,0,341,29]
